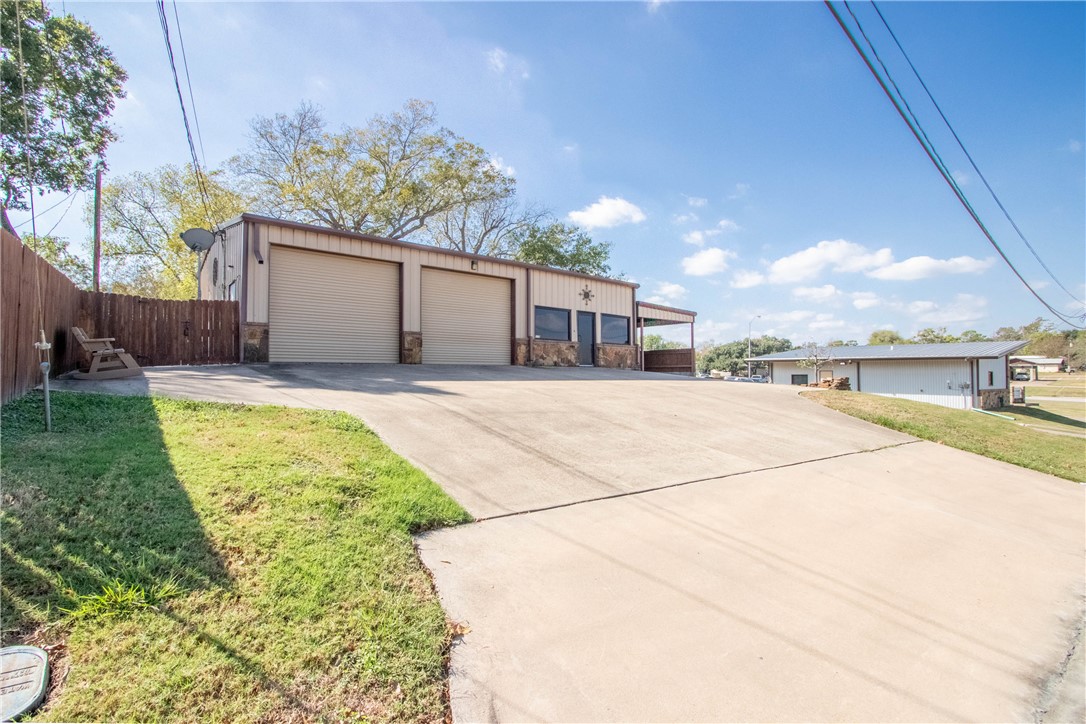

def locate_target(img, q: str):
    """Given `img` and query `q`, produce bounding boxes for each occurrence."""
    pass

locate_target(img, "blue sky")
[12,0,1085,345]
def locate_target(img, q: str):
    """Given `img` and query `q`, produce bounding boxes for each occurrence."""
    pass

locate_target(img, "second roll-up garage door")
[269,246,400,363]
[421,268,511,364]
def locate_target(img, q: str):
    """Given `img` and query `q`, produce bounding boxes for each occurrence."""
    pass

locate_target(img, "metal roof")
[1009,356,1064,365]
[749,340,1030,362]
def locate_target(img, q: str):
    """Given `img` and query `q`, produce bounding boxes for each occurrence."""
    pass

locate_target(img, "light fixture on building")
[471,260,478,270]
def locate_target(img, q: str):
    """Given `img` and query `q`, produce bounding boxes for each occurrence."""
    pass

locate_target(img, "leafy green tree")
[827,339,859,347]
[912,327,959,344]
[23,233,91,287]
[231,99,511,240]
[1,0,127,234]
[867,330,907,345]
[642,334,684,351]
[957,329,990,343]
[99,164,248,299]
[697,335,792,375]
[513,221,612,276]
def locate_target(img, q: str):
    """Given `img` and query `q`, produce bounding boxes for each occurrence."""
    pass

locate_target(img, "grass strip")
[800,390,1084,483]
[1,391,471,722]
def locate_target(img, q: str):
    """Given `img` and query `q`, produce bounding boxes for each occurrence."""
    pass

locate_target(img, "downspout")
[856,360,861,391]
[527,268,533,366]
[689,319,695,376]
[239,222,250,363]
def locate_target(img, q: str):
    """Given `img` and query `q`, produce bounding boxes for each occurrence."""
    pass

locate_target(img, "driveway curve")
[52,364,1085,721]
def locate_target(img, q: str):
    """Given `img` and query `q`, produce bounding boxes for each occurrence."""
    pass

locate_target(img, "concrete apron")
[49,365,1086,721]
[419,444,1084,723]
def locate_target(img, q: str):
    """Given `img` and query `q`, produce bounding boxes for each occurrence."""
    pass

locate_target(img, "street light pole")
[747,314,760,378]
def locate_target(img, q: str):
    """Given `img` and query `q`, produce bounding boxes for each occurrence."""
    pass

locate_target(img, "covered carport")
[636,301,696,376]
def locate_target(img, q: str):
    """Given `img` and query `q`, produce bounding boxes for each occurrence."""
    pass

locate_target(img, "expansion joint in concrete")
[475,439,924,523]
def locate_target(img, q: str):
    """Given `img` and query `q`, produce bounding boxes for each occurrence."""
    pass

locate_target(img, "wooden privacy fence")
[643,348,695,376]
[2,229,239,403]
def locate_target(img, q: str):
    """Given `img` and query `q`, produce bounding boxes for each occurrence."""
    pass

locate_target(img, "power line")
[156,0,217,230]
[13,190,78,229]
[171,1,208,169]
[870,1,1083,307]
[824,1,1085,329]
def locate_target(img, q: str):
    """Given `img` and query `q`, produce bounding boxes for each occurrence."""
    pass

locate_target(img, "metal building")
[197,214,693,370]
[749,341,1030,410]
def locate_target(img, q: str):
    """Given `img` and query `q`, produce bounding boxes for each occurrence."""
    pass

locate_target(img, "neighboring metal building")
[749,341,1029,410]
[198,214,693,369]
[1008,355,1065,380]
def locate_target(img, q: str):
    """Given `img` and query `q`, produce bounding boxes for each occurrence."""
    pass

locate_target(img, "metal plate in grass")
[1,646,49,721]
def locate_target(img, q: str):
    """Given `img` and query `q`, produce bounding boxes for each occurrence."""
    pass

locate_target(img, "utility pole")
[92,161,103,292]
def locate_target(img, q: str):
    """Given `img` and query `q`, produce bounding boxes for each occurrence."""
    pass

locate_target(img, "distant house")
[1008,355,1065,380]
[748,341,1029,410]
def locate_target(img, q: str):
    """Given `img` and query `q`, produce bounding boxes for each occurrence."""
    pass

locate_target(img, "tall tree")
[23,233,91,287]
[99,164,248,299]
[231,100,511,240]
[868,330,907,345]
[642,334,684,351]
[697,335,792,375]
[426,192,545,257]
[513,221,612,276]
[797,342,835,382]
[1,0,127,233]
[912,327,959,344]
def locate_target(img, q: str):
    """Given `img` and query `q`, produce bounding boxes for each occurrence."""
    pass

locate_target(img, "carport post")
[689,320,695,376]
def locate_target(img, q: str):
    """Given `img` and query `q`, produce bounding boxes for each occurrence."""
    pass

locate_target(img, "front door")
[577,311,595,366]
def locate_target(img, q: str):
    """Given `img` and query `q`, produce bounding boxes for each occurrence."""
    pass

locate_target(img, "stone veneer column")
[401,331,422,364]
[243,323,269,363]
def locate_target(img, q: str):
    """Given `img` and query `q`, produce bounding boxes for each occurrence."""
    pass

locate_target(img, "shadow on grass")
[0,391,230,644]
[1002,405,1086,430]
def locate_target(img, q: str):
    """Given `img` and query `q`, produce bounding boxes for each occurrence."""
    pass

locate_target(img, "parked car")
[750,375,768,383]
[1013,372,1030,381]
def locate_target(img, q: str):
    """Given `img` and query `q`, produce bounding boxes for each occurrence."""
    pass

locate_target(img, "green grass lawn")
[1005,400,1086,435]
[800,390,1084,483]
[1,391,471,722]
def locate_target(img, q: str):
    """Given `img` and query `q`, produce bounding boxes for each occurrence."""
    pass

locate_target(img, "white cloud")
[488,156,516,177]
[767,239,893,284]
[763,309,816,323]
[687,196,708,208]
[562,143,579,154]
[793,284,840,303]
[730,270,766,288]
[1067,139,1083,153]
[647,281,687,304]
[952,170,971,186]
[681,247,736,276]
[568,196,646,229]
[673,212,698,225]
[647,0,671,13]
[851,291,882,310]
[728,183,750,200]
[717,218,741,233]
[910,294,988,325]
[693,319,739,345]
[809,313,846,331]
[487,47,508,73]
[682,229,721,246]
[867,255,993,281]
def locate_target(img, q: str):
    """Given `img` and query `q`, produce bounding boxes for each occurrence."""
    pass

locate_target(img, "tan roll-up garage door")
[269,246,400,362]
[421,268,511,364]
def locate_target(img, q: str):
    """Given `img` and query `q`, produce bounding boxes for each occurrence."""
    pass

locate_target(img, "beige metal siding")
[531,269,633,341]
[268,246,400,363]
[978,357,1007,389]
[421,268,510,364]
[861,359,973,409]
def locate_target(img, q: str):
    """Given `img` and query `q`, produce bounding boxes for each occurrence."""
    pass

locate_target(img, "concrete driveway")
[52,364,1085,721]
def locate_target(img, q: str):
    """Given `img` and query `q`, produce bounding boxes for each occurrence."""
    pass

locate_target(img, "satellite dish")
[180,228,216,252]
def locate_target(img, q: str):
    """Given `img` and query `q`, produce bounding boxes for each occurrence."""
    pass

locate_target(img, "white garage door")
[421,268,511,364]
[269,246,400,363]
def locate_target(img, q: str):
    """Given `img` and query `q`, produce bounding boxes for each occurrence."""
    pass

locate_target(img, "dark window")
[987,370,994,386]
[791,374,809,386]
[601,314,630,345]
[534,306,570,341]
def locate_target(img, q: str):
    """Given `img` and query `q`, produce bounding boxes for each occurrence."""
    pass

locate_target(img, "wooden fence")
[643,348,695,376]
[2,229,239,403]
